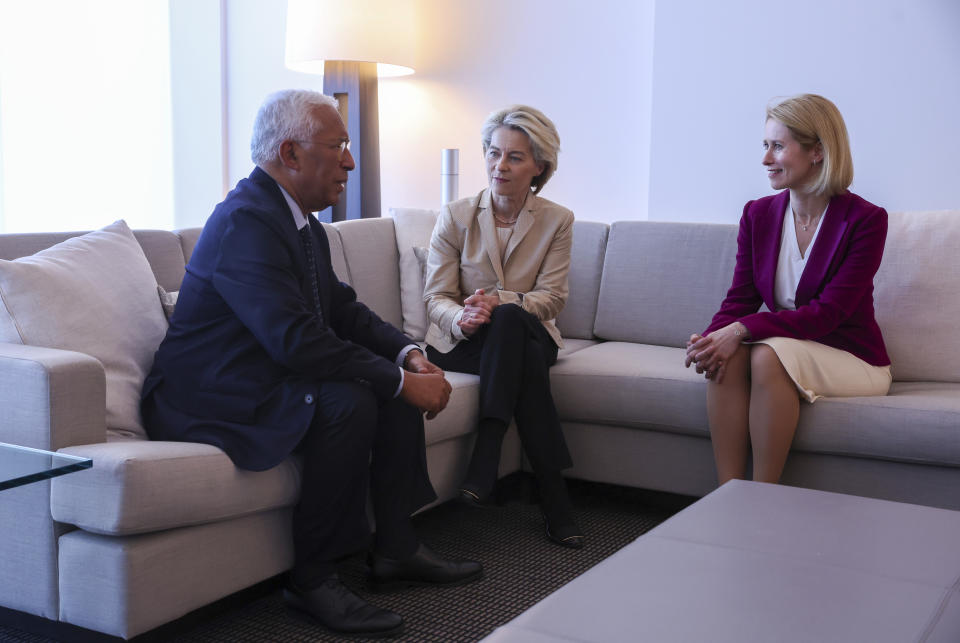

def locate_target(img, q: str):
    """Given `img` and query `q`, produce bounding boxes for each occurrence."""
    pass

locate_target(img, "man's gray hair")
[250,89,338,166]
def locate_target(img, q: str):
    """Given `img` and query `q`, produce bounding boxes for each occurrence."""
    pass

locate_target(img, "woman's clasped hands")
[458,288,500,336]
[685,321,748,383]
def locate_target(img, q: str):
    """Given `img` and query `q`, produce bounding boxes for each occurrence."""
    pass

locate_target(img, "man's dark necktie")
[298,225,325,324]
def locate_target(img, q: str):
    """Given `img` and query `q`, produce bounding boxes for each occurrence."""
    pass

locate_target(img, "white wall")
[183,0,959,230]
[215,0,655,226]
[0,0,175,232]
[648,0,960,223]
[379,0,656,223]
[222,0,324,199]
[169,0,227,229]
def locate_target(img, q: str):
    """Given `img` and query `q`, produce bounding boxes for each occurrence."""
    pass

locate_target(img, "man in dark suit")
[142,89,482,638]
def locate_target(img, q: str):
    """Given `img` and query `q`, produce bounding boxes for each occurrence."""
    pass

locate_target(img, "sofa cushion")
[175,227,202,266]
[51,441,301,535]
[0,220,168,439]
[594,221,739,346]
[132,230,188,292]
[552,342,960,469]
[556,221,609,340]
[557,337,599,360]
[791,381,960,466]
[321,221,353,286]
[551,341,708,435]
[389,207,439,341]
[334,217,403,329]
[875,211,960,382]
[51,370,481,536]
[423,370,480,444]
[156,286,178,319]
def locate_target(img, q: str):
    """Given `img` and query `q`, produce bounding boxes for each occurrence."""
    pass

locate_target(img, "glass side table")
[0,442,92,491]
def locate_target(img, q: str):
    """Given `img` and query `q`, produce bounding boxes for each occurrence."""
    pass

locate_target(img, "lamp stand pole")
[322,60,381,222]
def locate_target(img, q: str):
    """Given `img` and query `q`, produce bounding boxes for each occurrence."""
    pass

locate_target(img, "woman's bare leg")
[748,344,801,483]
[706,343,751,484]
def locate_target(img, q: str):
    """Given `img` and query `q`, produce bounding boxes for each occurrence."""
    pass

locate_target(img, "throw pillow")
[874,210,960,382]
[0,220,169,439]
[413,245,430,294]
[157,285,179,320]
[389,207,439,341]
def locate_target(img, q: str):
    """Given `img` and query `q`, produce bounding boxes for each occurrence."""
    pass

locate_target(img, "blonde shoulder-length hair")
[766,94,853,197]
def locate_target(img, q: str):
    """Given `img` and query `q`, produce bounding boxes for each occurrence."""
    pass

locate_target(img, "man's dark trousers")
[290,381,436,589]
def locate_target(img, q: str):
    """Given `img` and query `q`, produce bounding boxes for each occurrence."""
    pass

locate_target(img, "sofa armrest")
[0,343,106,618]
[0,342,106,450]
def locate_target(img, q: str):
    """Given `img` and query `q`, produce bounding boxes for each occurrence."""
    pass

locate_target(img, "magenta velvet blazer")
[703,190,890,366]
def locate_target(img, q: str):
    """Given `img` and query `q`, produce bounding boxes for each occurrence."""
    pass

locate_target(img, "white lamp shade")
[285,0,417,77]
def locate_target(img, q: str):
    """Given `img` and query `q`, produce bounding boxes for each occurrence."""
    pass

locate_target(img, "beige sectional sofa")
[0,207,958,639]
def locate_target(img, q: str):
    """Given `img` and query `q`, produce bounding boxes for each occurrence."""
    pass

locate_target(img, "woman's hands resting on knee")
[685,321,750,383]
[458,288,501,337]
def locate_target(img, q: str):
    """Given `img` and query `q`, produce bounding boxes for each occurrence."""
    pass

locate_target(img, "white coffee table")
[484,480,960,642]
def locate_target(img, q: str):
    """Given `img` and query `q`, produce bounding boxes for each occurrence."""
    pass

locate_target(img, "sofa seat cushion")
[557,338,599,360]
[423,370,480,444]
[51,441,300,536]
[552,342,960,469]
[551,342,707,435]
[793,381,960,467]
[51,370,481,536]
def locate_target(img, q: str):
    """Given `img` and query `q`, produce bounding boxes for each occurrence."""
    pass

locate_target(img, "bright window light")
[0,0,174,233]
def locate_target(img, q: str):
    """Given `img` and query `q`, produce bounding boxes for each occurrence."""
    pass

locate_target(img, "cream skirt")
[751,337,892,403]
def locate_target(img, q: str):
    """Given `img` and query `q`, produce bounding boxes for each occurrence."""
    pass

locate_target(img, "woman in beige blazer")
[423,105,581,548]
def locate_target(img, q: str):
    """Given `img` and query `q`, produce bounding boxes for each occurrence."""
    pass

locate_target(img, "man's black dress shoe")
[368,543,484,592]
[283,575,404,638]
[544,518,585,549]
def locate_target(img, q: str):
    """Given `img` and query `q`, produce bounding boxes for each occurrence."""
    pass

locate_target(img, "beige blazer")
[423,188,574,353]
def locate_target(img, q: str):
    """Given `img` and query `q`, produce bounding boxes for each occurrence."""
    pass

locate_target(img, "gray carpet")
[0,477,694,642]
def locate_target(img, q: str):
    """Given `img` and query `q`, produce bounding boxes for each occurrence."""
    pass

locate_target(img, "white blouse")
[773,199,827,311]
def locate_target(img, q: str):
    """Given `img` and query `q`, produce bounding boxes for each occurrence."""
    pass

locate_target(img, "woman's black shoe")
[457,484,494,508]
[543,516,585,549]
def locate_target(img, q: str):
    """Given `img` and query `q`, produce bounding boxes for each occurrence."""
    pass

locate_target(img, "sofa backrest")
[556,221,609,339]
[10,209,957,384]
[332,217,404,329]
[0,228,191,293]
[172,223,353,292]
[594,221,739,347]
[321,222,353,287]
[176,228,202,269]
[875,210,960,382]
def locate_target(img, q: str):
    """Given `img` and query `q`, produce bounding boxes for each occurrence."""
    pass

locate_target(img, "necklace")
[493,212,519,226]
[794,211,821,232]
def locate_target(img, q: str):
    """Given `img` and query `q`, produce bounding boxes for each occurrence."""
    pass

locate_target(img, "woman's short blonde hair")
[481,105,560,194]
[766,94,853,197]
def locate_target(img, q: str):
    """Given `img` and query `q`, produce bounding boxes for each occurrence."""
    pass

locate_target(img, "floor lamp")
[285,0,416,222]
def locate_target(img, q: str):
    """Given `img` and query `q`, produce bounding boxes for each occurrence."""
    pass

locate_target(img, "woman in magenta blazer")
[686,94,892,484]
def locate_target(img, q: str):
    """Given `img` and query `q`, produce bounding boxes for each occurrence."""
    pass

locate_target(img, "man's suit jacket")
[423,188,574,353]
[704,190,890,366]
[142,167,411,471]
